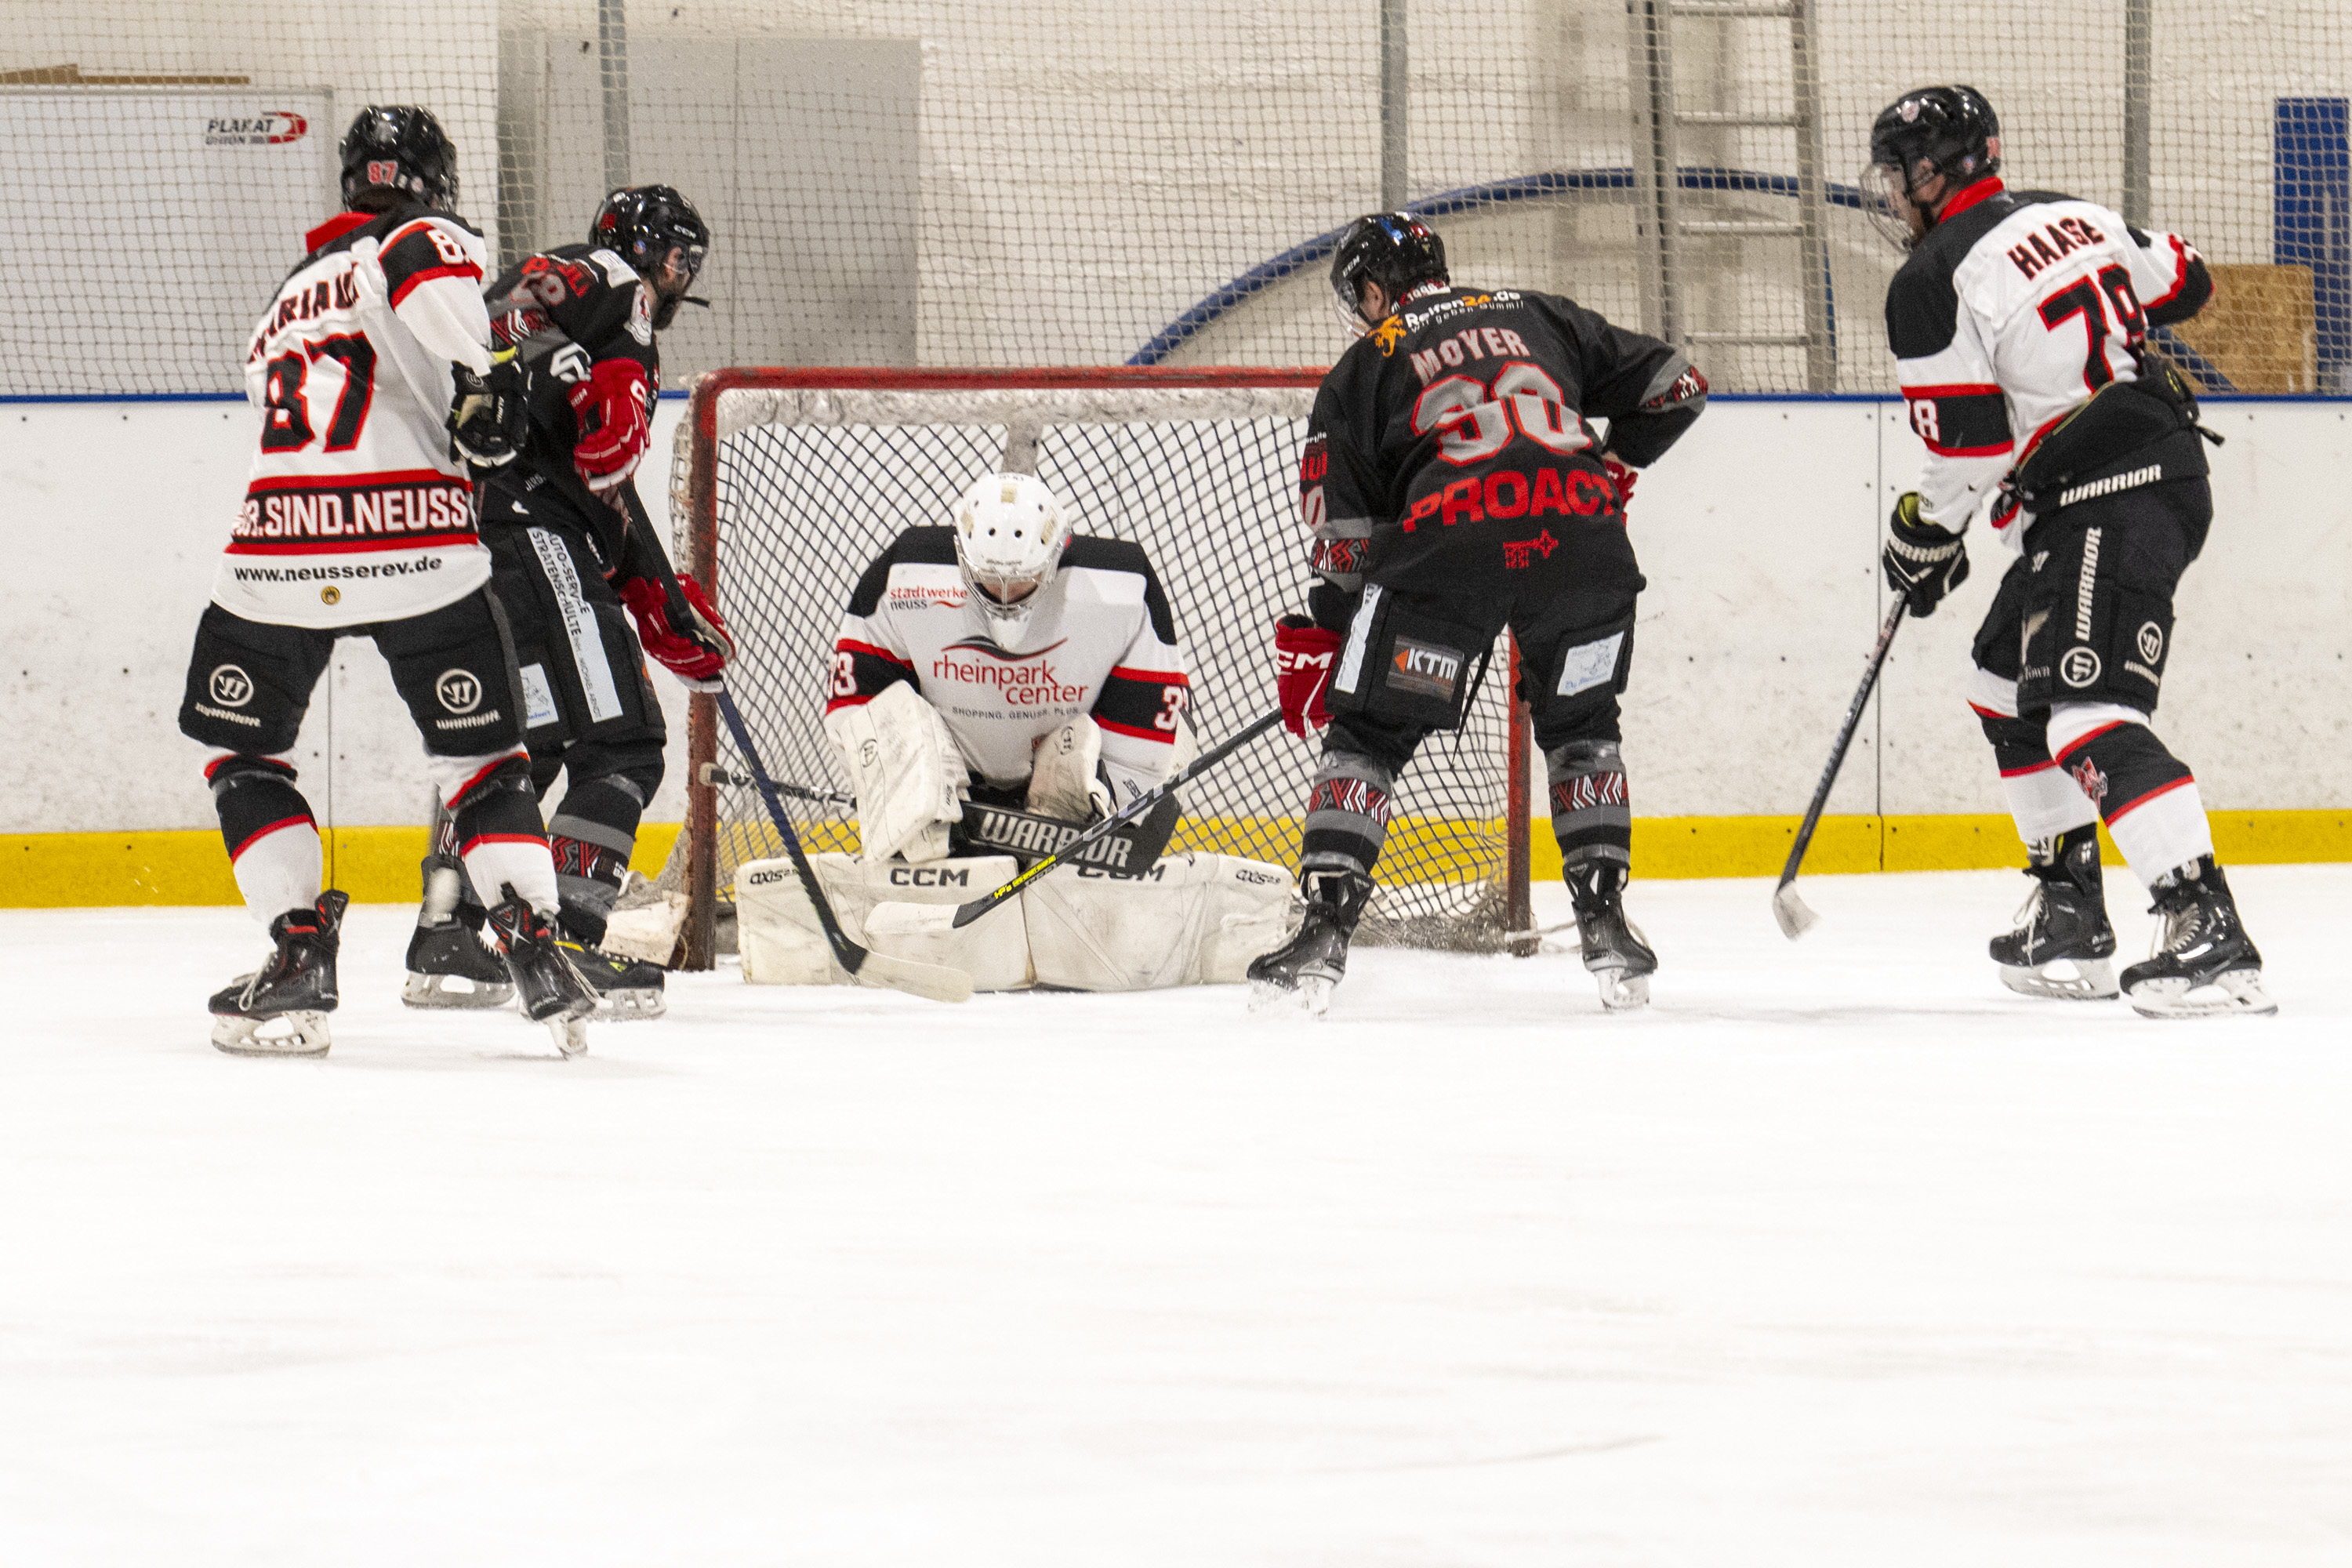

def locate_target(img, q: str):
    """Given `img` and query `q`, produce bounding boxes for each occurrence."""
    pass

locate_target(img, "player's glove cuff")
[1881,492,1970,617]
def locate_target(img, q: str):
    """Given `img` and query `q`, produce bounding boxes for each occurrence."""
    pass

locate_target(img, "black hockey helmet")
[593,185,709,286]
[339,105,459,212]
[1864,85,2002,245]
[1329,211,1448,331]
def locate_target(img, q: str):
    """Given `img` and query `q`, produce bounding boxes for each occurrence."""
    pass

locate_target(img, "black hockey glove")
[1882,492,1969,617]
[448,351,528,469]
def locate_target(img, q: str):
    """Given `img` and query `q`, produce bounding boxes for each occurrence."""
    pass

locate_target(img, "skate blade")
[401,971,517,1011]
[1998,959,2120,1001]
[2126,967,2279,1020]
[1595,970,1651,1013]
[1248,975,1333,1020]
[210,1011,331,1058]
[550,1014,590,1058]
[590,986,667,1022]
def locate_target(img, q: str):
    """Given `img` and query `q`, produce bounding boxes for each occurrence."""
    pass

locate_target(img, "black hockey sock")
[548,775,652,947]
[1978,710,2053,775]
[2052,718,2212,884]
[1548,739,1632,872]
[1301,750,1396,880]
[207,754,314,861]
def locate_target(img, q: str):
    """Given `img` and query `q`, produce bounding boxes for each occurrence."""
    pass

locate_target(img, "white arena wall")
[5,395,2346,856]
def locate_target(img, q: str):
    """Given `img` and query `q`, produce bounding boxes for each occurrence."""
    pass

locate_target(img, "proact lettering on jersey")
[210,209,495,629]
[829,527,1189,804]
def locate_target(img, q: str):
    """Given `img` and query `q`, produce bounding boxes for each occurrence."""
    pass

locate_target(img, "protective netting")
[8,2,2350,395]
[680,377,1522,952]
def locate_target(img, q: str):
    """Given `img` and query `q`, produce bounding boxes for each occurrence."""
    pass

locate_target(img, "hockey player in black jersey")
[408,184,735,1019]
[1867,85,2271,1018]
[1247,213,1707,1017]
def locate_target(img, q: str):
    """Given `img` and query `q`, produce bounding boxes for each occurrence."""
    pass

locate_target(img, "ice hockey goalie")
[735,473,1294,991]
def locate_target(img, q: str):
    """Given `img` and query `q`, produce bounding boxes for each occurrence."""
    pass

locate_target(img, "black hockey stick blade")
[866,709,1287,938]
[713,689,971,1003]
[1774,597,1907,942]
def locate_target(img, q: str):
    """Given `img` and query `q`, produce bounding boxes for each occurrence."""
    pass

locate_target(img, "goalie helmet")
[338,106,459,212]
[1329,212,1448,335]
[1864,85,2002,248]
[592,185,710,327]
[953,473,1070,644]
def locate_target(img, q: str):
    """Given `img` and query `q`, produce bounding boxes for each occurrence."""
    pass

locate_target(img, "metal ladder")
[1628,0,1835,390]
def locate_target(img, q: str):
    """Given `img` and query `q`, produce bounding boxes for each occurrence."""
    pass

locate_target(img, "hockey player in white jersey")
[1867,85,2270,1018]
[177,107,594,1056]
[735,473,1291,991]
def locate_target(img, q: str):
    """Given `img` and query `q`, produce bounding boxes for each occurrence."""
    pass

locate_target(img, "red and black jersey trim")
[1900,381,2014,457]
[1092,664,1188,742]
[2131,228,2213,327]
[381,219,482,307]
[826,638,918,713]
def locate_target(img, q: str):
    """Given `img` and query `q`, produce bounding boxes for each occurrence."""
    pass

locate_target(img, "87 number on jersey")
[261,333,380,454]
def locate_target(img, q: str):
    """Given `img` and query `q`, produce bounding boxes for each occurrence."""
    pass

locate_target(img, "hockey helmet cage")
[593,186,710,286]
[952,472,1071,644]
[1864,85,2002,247]
[339,106,459,212]
[1329,212,1449,334]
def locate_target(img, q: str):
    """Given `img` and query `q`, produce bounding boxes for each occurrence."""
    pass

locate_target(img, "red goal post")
[666,366,1534,971]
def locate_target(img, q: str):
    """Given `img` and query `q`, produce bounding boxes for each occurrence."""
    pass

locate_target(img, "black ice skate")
[1247,869,1374,1019]
[482,884,597,1056]
[401,855,515,1010]
[1566,862,1656,1012]
[1990,826,2118,1000]
[556,937,668,1021]
[209,891,349,1058]
[2121,856,2276,1019]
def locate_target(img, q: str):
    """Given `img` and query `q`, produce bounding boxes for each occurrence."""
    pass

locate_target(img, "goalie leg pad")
[735,853,1030,990]
[1023,854,1295,990]
[823,682,969,863]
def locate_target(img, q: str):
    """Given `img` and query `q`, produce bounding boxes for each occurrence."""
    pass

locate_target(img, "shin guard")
[1547,739,1632,873]
[2049,706,2212,889]
[206,752,321,926]
[444,752,560,917]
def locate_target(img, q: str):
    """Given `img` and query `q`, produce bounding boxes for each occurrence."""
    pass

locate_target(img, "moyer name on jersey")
[214,207,495,629]
[828,527,1189,800]
[1886,177,2210,544]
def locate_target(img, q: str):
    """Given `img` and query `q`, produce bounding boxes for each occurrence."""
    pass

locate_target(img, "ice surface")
[3,868,2349,1566]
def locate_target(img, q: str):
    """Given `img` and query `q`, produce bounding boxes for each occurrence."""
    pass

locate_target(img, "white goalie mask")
[953,472,1070,643]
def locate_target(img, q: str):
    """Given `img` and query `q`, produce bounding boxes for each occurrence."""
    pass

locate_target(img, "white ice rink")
[5,867,2348,1566]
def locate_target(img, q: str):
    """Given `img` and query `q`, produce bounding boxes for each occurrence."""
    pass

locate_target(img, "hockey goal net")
[666,368,1534,970]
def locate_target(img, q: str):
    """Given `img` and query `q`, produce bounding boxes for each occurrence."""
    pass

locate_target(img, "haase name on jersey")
[2006,216,2112,281]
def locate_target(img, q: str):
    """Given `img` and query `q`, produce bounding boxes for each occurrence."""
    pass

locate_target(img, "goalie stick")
[1773,597,1907,940]
[714,688,973,1004]
[866,710,1286,938]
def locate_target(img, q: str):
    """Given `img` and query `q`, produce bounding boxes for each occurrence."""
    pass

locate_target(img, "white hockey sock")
[232,818,321,927]
[2105,778,2215,890]
[2001,763,2099,844]
[459,834,561,922]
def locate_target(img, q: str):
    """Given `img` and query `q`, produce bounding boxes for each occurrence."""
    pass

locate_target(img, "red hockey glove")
[1273,615,1342,738]
[619,572,736,690]
[1602,455,1639,515]
[567,357,651,492]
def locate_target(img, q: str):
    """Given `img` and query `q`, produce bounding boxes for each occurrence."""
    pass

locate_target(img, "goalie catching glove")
[617,572,735,689]
[1273,615,1341,738]
[567,356,652,492]
[1881,491,1969,617]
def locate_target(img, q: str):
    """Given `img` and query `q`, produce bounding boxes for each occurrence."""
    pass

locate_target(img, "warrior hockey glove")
[568,357,652,492]
[1273,615,1342,738]
[448,353,528,468]
[1882,491,1970,617]
[618,572,735,689]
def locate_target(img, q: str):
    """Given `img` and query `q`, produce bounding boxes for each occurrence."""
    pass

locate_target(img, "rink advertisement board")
[0,85,336,396]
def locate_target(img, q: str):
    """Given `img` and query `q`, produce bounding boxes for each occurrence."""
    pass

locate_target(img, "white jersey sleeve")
[381,216,493,374]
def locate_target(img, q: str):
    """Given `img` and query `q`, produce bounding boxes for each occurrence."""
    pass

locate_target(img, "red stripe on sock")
[229,815,315,862]
[1998,760,2057,779]
[2053,721,2130,764]
[2103,774,2196,824]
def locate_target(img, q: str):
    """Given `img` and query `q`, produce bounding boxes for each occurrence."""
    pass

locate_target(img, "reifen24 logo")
[204,111,308,147]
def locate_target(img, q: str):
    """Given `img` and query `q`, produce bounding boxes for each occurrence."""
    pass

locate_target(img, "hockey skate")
[482,885,598,1056]
[1247,869,1373,1020]
[1567,862,1655,1012]
[2121,856,2276,1019]
[209,891,348,1058]
[556,937,667,1020]
[1991,827,2119,1000]
[401,855,516,1010]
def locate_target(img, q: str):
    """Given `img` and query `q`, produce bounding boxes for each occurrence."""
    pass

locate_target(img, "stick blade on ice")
[1772,880,1820,941]
[851,949,975,1004]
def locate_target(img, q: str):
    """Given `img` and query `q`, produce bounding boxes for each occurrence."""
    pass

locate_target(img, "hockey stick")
[866,709,1287,938]
[694,761,855,805]
[1773,597,1907,941]
[714,688,973,1004]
